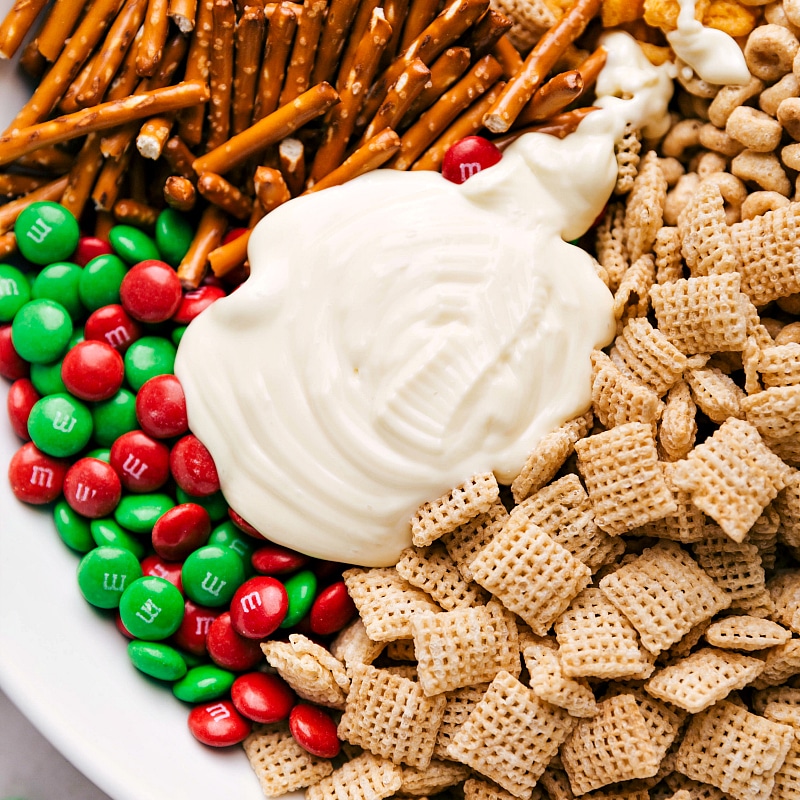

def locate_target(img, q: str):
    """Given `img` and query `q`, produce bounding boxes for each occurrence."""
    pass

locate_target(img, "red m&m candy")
[170,434,220,496]
[110,430,170,492]
[120,260,183,323]
[0,324,29,380]
[289,704,340,758]
[230,576,288,639]
[63,457,122,518]
[7,378,40,440]
[135,374,188,439]
[205,612,263,671]
[442,136,502,184]
[84,304,141,353]
[61,340,124,401]
[171,599,221,657]
[188,700,251,747]
[8,441,68,504]
[172,284,226,325]
[152,503,212,561]
[231,672,295,724]
[309,581,356,635]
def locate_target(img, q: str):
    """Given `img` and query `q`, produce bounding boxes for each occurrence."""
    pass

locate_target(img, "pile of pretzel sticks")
[0,0,606,287]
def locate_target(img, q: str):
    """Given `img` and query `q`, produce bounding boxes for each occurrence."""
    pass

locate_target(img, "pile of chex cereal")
[239,2,800,799]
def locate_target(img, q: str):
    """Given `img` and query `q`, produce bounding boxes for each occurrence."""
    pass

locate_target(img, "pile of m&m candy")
[2,200,356,754]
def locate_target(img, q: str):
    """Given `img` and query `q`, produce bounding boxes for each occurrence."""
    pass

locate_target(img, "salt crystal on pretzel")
[447,670,575,797]
[306,752,403,800]
[649,272,750,355]
[644,646,765,713]
[510,411,592,503]
[243,724,334,797]
[554,587,656,680]
[411,599,520,695]
[673,417,792,543]
[599,542,730,655]
[338,664,446,768]
[470,513,592,636]
[575,421,676,536]
[676,699,795,800]
[343,567,441,642]
[561,693,660,795]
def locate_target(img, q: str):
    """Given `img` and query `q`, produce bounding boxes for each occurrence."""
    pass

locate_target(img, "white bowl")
[0,15,296,800]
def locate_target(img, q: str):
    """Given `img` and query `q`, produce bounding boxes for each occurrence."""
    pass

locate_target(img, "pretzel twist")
[483,0,601,133]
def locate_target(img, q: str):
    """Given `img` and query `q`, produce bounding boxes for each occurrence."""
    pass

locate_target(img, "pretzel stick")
[279,0,327,105]
[381,0,409,65]
[254,2,297,120]
[278,137,304,196]
[491,34,522,80]
[0,232,16,256]
[264,1,303,17]
[398,0,438,52]
[137,115,174,158]
[19,38,45,77]
[205,0,236,151]
[59,53,103,114]
[113,197,159,227]
[231,5,266,135]
[395,46,470,129]
[137,0,170,75]
[91,149,132,210]
[177,0,214,145]
[390,54,502,170]
[7,0,127,131]
[164,174,197,209]
[177,203,227,287]
[492,106,598,149]
[79,0,149,106]
[358,57,429,145]
[461,8,511,60]
[194,81,338,175]
[208,229,249,276]
[357,0,490,130]
[254,164,291,211]
[197,171,254,218]
[15,147,74,173]
[163,135,197,177]
[36,0,86,61]
[575,45,606,98]
[105,26,146,100]
[0,175,69,233]
[0,0,49,59]
[95,211,114,239]
[515,69,583,126]
[309,8,391,184]
[483,0,601,133]
[305,127,399,192]
[0,81,209,167]
[412,79,504,170]
[100,32,190,157]
[310,0,360,85]
[334,0,379,91]
[0,173,48,198]
[168,0,197,31]
[60,133,105,218]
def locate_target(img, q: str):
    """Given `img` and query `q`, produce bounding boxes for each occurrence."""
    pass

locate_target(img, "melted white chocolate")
[175,33,672,567]
[668,0,750,86]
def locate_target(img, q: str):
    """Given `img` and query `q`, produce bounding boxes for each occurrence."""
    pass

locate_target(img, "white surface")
[0,24,285,800]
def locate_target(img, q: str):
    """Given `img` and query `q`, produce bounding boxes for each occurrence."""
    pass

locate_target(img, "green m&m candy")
[280,569,317,628]
[128,640,187,681]
[0,264,31,321]
[77,545,143,608]
[182,544,246,607]
[15,201,80,265]
[90,518,146,559]
[79,254,127,311]
[119,575,184,640]
[124,336,176,391]
[114,492,175,534]
[176,487,228,521]
[109,225,160,264]
[27,392,93,457]
[11,298,73,363]
[172,665,235,703]
[155,209,193,266]
[53,501,94,553]
[92,388,138,446]
[30,358,67,396]
[31,262,84,320]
